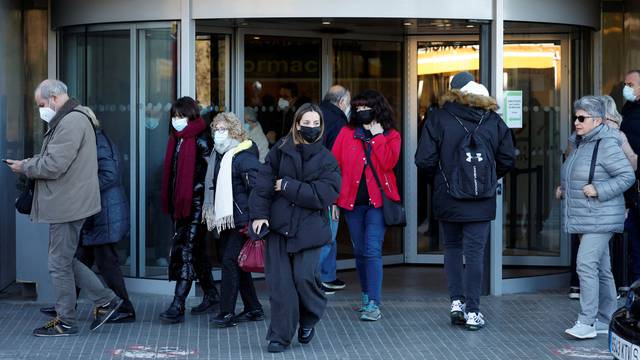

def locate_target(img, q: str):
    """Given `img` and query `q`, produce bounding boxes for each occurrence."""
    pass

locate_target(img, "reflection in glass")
[141,28,178,278]
[196,33,229,122]
[61,29,134,276]
[416,41,480,254]
[333,39,404,257]
[503,42,562,258]
[244,35,321,145]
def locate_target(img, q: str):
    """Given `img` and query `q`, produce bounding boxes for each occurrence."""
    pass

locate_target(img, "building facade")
[5,0,637,299]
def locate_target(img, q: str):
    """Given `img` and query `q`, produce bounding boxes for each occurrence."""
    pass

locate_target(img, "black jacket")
[415,90,516,222]
[81,129,129,246]
[319,100,348,150]
[250,135,341,252]
[620,100,640,207]
[211,142,261,227]
[169,131,213,280]
[621,100,640,155]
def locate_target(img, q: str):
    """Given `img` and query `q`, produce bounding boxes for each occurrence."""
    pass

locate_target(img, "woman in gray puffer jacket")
[560,96,635,340]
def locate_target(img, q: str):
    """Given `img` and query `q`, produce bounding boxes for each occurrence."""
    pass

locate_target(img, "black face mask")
[355,109,374,126]
[299,125,321,143]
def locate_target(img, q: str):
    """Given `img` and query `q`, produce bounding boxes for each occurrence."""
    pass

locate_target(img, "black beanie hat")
[450,71,474,90]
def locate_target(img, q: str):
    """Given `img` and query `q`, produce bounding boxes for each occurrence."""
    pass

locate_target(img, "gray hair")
[323,85,349,105]
[601,95,622,125]
[35,79,68,99]
[574,95,605,119]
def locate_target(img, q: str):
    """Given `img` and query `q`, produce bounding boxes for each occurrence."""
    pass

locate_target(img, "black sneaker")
[211,312,238,328]
[298,327,315,344]
[568,286,580,300]
[33,318,78,337]
[322,279,346,290]
[321,284,335,295]
[234,308,264,322]
[90,297,124,331]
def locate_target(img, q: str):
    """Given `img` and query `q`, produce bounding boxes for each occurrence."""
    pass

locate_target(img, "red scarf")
[161,117,207,220]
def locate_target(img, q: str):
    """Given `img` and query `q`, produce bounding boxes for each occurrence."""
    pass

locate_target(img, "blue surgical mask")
[171,117,188,132]
[243,122,251,132]
[344,105,351,119]
[624,85,637,102]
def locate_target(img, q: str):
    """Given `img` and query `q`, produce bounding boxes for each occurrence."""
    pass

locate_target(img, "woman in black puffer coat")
[159,97,219,324]
[204,112,263,328]
[250,103,341,353]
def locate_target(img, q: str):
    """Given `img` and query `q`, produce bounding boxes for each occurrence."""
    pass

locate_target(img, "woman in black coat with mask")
[250,103,341,353]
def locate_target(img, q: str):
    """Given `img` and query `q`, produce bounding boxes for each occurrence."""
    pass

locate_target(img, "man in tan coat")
[6,79,122,336]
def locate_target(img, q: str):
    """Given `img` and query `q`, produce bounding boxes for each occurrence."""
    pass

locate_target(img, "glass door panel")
[196,33,230,121]
[139,26,178,278]
[415,40,480,255]
[333,39,404,257]
[502,39,568,275]
[243,35,321,145]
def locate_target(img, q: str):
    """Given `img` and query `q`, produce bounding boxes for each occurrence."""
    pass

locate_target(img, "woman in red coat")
[331,90,401,321]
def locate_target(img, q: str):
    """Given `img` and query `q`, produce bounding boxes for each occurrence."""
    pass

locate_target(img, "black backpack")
[440,111,497,200]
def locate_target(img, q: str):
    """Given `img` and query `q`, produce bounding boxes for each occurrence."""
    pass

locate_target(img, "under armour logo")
[465,152,483,162]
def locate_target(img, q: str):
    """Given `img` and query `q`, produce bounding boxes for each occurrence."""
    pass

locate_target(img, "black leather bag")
[363,144,406,227]
[15,179,34,215]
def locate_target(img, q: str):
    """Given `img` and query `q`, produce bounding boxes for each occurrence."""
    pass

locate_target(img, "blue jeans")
[343,205,386,304]
[319,207,339,282]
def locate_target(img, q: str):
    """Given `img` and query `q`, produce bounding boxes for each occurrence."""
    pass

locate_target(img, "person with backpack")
[414,72,515,331]
[331,90,402,321]
[558,96,634,339]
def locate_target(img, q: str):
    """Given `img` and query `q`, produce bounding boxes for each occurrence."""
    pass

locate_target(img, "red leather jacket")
[332,126,401,210]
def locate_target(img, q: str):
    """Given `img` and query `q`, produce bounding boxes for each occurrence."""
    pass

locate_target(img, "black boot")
[160,280,192,324]
[191,272,220,315]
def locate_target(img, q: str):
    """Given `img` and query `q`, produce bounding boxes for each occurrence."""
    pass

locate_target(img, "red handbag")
[238,239,265,273]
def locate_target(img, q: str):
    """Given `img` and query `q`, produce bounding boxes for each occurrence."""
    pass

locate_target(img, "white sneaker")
[594,319,609,335]
[465,312,485,330]
[450,300,466,325]
[565,321,597,339]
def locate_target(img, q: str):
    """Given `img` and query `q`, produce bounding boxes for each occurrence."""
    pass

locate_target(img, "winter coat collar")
[569,124,620,147]
[46,97,81,134]
[439,90,498,111]
[320,100,348,122]
[278,134,324,160]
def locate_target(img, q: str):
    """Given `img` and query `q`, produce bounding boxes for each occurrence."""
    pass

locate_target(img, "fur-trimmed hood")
[439,89,498,112]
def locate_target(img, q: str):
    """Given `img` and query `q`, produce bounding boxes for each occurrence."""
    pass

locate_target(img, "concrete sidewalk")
[0,267,614,359]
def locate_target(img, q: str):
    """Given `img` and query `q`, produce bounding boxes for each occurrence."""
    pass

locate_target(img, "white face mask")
[344,105,351,119]
[214,129,229,144]
[624,85,637,102]
[145,116,159,130]
[278,98,290,111]
[171,117,188,132]
[39,107,56,123]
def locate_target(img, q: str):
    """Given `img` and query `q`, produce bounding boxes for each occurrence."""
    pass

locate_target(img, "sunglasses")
[573,115,595,123]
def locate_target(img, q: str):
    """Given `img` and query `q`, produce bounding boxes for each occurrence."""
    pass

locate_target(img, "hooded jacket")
[561,125,635,234]
[249,135,341,252]
[415,90,516,222]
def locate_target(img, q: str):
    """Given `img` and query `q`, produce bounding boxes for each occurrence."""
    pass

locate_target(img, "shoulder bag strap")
[362,141,386,197]
[588,139,601,185]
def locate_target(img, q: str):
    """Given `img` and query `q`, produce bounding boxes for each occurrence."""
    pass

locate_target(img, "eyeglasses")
[573,115,595,123]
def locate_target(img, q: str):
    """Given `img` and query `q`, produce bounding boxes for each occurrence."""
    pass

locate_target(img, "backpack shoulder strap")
[588,139,602,185]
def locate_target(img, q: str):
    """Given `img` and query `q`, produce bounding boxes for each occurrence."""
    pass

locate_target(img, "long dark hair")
[349,90,396,130]
[286,102,325,145]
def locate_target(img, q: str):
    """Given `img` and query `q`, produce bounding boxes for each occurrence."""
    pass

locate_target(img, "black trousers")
[218,228,261,314]
[76,243,134,313]
[265,233,326,345]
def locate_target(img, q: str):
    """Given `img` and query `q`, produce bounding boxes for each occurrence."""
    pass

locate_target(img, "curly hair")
[210,112,247,141]
[349,90,396,130]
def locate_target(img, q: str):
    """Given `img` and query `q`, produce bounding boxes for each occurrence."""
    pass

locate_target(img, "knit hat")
[450,71,474,90]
